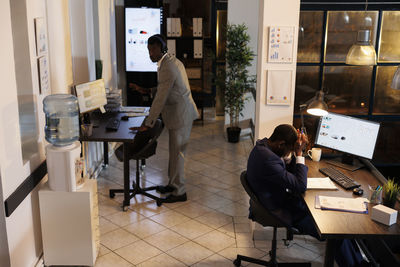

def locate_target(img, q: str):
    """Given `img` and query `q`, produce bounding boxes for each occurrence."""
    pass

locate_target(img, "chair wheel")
[233,258,241,266]
[156,200,162,206]
[122,205,129,212]
[109,192,115,198]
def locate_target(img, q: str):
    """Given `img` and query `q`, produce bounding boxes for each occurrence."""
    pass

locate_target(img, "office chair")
[234,171,311,267]
[110,119,165,206]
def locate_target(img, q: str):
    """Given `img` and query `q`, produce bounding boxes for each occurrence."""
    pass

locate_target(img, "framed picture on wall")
[34,17,47,57]
[266,70,292,105]
[38,56,49,94]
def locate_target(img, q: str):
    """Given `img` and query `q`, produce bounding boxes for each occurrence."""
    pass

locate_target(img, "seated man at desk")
[130,34,198,203]
[247,124,365,267]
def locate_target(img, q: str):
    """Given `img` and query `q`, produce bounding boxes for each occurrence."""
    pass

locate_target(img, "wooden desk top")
[80,112,145,143]
[304,159,400,239]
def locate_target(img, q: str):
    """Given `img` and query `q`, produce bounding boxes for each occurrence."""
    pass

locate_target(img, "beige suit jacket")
[145,53,198,130]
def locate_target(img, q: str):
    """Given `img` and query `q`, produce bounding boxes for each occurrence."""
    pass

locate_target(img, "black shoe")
[156,185,175,194]
[162,193,187,203]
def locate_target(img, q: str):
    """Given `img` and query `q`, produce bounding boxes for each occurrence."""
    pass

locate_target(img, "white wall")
[226,0,259,129]
[1,0,50,265]
[255,0,300,140]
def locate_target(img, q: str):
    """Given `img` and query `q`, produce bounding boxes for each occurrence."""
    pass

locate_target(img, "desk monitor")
[75,79,107,114]
[125,7,161,72]
[314,112,380,170]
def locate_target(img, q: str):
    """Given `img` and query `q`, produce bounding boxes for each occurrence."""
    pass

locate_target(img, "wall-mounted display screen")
[125,7,161,72]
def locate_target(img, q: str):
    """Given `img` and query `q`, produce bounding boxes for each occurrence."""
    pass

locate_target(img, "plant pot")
[382,197,397,209]
[227,127,241,143]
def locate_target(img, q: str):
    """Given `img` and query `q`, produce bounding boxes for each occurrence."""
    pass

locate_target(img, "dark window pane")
[294,66,320,114]
[322,66,372,114]
[373,121,400,165]
[298,11,323,63]
[378,11,400,62]
[216,10,227,61]
[373,66,400,114]
[325,11,378,63]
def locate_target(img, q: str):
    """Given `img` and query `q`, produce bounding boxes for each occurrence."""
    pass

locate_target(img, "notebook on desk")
[315,195,368,214]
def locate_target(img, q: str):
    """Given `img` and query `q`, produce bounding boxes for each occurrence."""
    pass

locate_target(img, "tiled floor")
[95,108,326,267]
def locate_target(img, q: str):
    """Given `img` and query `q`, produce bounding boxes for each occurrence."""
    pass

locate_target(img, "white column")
[255,0,300,140]
[46,0,73,94]
[97,0,118,89]
[68,0,96,84]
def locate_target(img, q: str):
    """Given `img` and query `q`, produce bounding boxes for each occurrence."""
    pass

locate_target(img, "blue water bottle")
[43,94,79,146]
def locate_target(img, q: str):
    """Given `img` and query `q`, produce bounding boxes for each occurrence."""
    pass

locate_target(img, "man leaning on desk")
[247,124,367,267]
[129,34,198,203]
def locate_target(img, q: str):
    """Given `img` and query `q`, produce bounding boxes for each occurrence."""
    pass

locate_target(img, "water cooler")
[43,94,84,191]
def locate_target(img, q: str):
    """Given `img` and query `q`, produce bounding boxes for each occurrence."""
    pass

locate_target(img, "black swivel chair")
[110,119,165,206]
[234,171,311,267]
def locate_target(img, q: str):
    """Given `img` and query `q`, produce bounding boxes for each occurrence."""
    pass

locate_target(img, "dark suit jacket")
[247,138,308,227]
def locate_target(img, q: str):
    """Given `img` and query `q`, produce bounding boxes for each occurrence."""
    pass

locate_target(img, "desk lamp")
[299,90,328,135]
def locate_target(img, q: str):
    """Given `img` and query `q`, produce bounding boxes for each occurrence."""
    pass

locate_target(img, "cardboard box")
[371,204,398,226]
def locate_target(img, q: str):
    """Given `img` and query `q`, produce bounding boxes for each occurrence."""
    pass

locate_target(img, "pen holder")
[368,185,382,205]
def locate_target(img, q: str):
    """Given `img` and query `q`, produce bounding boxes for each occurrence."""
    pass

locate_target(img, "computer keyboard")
[105,118,120,131]
[319,167,361,190]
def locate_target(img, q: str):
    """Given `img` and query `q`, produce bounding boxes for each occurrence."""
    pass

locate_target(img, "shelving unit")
[38,179,100,266]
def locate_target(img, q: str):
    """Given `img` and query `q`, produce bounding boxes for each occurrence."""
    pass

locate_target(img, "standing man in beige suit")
[130,34,198,203]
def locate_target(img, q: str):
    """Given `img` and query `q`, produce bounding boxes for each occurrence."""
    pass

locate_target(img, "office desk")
[80,112,145,211]
[304,159,400,267]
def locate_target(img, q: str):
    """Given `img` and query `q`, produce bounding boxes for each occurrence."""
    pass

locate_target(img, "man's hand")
[295,129,308,156]
[129,83,149,94]
[129,125,149,132]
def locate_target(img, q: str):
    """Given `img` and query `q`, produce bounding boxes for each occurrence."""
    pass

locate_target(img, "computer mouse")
[121,115,129,121]
[353,188,363,196]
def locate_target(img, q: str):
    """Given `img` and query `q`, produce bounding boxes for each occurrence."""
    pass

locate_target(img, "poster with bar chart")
[268,26,295,63]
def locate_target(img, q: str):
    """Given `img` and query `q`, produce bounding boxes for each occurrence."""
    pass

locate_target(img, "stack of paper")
[315,195,368,214]
[307,177,338,190]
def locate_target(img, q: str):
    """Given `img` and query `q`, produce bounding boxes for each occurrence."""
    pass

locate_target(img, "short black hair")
[269,124,297,145]
[148,34,167,53]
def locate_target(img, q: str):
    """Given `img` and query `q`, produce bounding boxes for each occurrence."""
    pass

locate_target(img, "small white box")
[371,204,398,226]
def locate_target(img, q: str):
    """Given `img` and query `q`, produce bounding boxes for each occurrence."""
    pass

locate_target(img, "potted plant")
[382,179,399,208]
[223,23,255,143]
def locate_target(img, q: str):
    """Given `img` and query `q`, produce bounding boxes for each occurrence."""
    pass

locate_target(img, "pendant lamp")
[391,66,400,90]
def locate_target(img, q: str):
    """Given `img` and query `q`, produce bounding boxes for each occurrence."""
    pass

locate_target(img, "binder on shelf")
[197,18,203,37]
[167,18,172,37]
[167,39,176,57]
[176,18,182,37]
[193,39,203,59]
[171,18,176,37]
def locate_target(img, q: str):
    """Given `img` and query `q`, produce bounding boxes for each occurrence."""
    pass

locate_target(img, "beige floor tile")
[98,199,122,217]
[130,199,170,217]
[123,218,166,239]
[217,222,236,238]
[216,188,246,201]
[150,210,191,228]
[192,253,234,267]
[114,240,163,265]
[99,244,112,257]
[99,217,119,236]
[276,243,320,263]
[173,202,213,218]
[166,241,214,265]
[95,252,133,267]
[216,202,249,217]
[186,187,215,201]
[194,230,236,252]
[236,233,255,248]
[170,219,213,240]
[137,253,186,267]
[195,211,233,229]
[235,222,252,233]
[144,229,189,251]
[100,228,139,251]
[104,209,146,227]
[217,247,266,261]
[233,216,249,224]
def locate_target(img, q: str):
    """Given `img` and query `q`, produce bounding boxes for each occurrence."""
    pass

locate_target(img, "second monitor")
[314,112,380,170]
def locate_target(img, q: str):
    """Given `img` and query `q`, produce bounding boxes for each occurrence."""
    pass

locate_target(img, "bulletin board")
[266,70,292,105]
[268,26,295,63]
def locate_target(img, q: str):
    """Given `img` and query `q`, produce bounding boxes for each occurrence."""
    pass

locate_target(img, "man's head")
[147,34,167,62]
[268,124,298,158]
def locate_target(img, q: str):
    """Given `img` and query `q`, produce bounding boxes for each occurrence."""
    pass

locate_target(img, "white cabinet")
[39,179,100,266]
